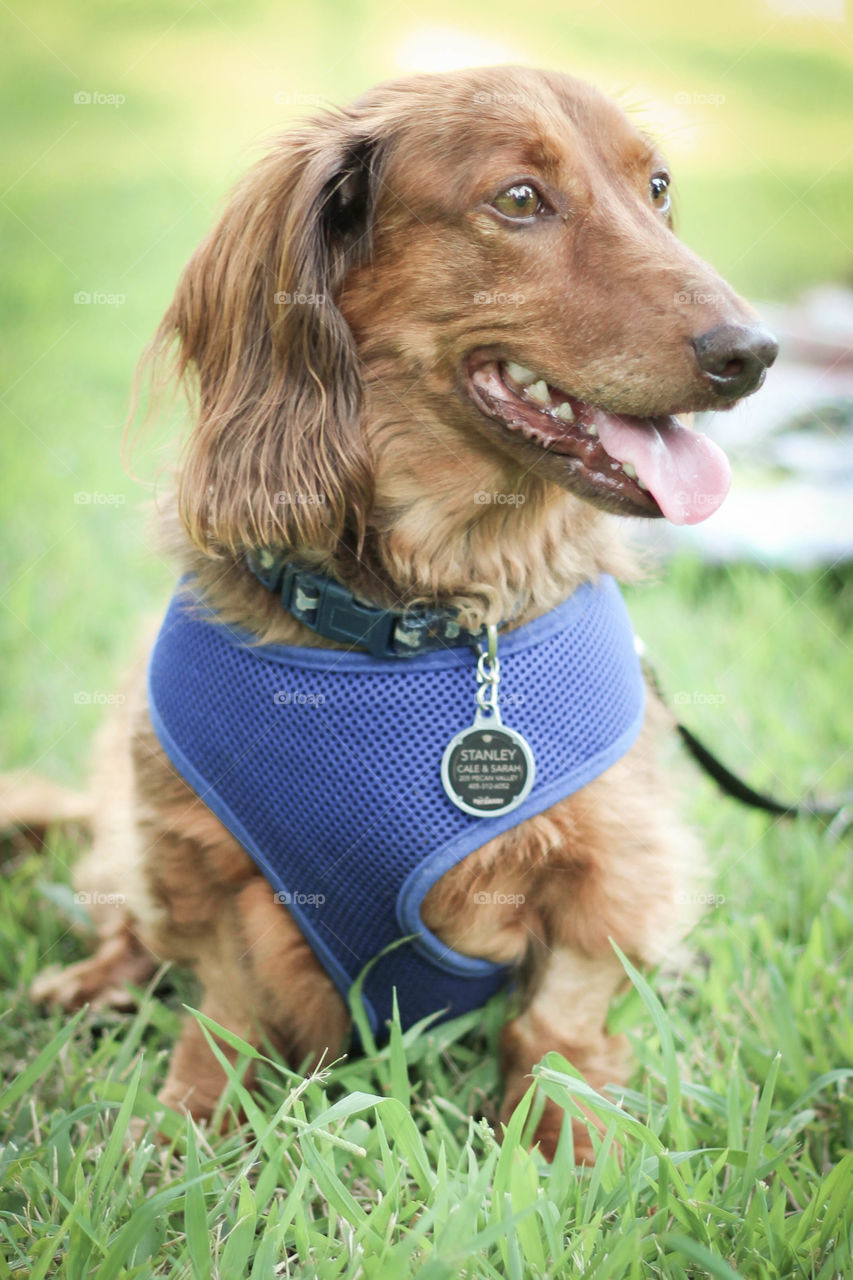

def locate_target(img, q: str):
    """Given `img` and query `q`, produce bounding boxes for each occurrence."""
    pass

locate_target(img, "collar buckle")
[279,562,395,657]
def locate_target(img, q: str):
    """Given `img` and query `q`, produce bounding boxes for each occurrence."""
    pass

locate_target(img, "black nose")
[692,322,779,400]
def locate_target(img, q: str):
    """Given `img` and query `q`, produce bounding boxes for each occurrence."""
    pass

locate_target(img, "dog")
[14,65,777,1161]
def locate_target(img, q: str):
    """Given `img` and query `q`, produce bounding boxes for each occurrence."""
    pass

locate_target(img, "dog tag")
[441,623,535,817]
[441,709,535,817]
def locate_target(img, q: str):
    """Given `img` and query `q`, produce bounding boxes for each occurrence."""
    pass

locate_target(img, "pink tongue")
[595,414,732,525]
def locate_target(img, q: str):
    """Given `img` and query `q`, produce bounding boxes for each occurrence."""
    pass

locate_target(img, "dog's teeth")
[526,379,552,406]
[554,402,575,423]
[622,462,637,480]
[637,478,649,491]
[586,424,599,437]
[505,361,537,386]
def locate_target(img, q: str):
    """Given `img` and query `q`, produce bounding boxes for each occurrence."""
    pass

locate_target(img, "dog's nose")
[691,322,779,400]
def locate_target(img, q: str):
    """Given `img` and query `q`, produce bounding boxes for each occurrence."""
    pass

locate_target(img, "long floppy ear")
[150,116,384,558]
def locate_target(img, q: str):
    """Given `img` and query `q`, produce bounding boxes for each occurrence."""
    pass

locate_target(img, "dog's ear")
[151,119,384,558]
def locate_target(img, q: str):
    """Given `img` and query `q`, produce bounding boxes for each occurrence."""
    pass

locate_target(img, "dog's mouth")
[466,356,732,524]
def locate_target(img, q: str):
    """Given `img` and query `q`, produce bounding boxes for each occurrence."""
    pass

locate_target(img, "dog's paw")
[531,1106,598,1165]
[156,1081,248,1139]
[499,1089,600,1164]
[30,960,140,1012]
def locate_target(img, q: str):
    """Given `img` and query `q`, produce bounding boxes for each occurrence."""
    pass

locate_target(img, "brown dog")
[21,65,776,1160]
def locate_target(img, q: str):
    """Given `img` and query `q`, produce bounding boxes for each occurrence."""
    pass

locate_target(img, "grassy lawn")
[2,1,853,1276]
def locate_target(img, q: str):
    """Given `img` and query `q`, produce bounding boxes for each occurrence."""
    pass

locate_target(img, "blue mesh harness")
[147,574,646,1036]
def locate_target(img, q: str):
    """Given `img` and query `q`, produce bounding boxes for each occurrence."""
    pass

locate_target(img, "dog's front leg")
[499,947,628,1162]
[159,988,257,1122]
[423,857,632,1162]
[156,875,351,1123]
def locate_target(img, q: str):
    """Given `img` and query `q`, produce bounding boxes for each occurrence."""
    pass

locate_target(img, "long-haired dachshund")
[16,65,776,1160]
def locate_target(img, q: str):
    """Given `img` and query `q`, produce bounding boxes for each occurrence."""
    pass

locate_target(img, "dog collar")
[245,550,487,658]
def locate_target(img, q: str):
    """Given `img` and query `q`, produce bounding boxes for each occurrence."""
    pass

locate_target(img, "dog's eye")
[650,173,671,215]
[492,183,546,221]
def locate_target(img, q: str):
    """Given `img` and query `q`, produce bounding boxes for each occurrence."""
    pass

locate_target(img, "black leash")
[640,653,853,832]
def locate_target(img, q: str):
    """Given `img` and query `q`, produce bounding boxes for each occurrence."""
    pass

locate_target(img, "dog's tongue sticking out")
[596,414,731,525]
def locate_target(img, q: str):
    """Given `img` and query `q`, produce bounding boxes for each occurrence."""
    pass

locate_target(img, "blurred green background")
[2,0,852,782]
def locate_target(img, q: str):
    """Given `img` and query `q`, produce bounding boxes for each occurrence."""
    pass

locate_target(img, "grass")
[2,0,853,1275]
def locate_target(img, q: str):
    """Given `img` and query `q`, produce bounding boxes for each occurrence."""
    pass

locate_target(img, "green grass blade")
[610,941,686,1148]
[0,1009,85,1113]
[183,1115,212,1280]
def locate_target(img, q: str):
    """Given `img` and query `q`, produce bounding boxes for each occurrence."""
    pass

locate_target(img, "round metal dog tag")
[441,715,536,818]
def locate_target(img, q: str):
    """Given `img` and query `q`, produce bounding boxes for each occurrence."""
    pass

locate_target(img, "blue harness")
[147,575,646,1036]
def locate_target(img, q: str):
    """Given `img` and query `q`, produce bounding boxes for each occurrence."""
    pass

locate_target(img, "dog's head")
[155,65,776,563]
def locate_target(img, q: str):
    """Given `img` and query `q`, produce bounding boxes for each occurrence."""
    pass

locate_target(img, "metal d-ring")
[475,624,501,713]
